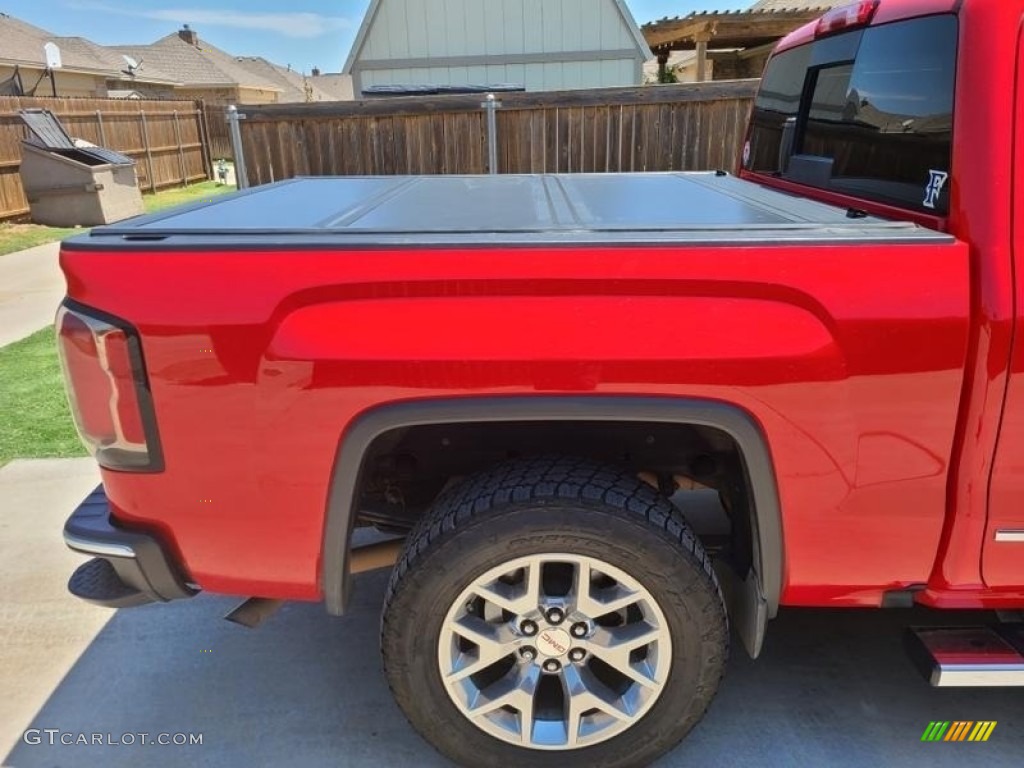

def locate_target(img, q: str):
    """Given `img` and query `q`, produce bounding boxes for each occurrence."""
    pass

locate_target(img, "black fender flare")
[322,396,783,650]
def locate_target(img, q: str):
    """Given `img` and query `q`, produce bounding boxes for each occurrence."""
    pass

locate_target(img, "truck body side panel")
[921,0,1021,605]
[982,9,1024,593]
[61,239,969,605]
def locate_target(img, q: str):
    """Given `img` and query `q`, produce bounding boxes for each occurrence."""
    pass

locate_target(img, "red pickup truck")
[55,0,1023,765]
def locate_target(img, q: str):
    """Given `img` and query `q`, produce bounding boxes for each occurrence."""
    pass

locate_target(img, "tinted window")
[745,45,811,173]
[746,15,958,215]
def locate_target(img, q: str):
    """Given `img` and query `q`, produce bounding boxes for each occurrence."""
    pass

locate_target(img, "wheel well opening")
[353,420,756,578]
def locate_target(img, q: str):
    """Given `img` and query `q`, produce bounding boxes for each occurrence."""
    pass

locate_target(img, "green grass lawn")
[0,181,234,464]
[0,328,87,465]
[143,180,232,213]
[0,223,80,256]
[0,180,233,257]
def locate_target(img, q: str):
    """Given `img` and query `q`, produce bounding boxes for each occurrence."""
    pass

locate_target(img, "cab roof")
[774,0,961,54]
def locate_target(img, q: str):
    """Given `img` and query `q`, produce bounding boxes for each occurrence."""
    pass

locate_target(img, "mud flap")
[715,563,768,658]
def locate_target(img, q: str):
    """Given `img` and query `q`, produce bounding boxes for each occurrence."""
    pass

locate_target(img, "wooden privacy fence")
[203,102,234,161]
[0,96,211,220]
[235,80,758,186]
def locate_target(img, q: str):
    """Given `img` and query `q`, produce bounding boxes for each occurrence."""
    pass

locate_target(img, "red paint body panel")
[982,10,1024,591]
[745,0,1024,608]
[920,0,1020,606]
[63,242,969,604]
[57,0,1024,611]
[774,0,960,55]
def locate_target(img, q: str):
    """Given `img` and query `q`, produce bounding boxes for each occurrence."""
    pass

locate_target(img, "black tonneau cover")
[68,173,953,249]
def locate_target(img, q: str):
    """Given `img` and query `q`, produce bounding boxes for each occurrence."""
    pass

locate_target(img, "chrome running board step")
[906,625,1024,687]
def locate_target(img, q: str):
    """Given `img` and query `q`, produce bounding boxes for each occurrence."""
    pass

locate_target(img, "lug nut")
[570,622,588,638]
[546,607,565,624]
[520,647,537,661]
[543,659,561,673]
[520,619,538,636]
[569,648,586,662]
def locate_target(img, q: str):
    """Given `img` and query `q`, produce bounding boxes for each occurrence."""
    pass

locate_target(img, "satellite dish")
[44,42,62,70]
[122,54,139,71]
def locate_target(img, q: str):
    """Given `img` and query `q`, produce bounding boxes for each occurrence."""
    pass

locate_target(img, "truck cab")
[742,0,1024,603]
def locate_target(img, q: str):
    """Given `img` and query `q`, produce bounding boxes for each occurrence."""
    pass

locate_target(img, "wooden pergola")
[642,9,827,82]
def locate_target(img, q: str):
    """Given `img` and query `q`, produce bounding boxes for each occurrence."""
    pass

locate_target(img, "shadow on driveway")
[5,570,1022,767]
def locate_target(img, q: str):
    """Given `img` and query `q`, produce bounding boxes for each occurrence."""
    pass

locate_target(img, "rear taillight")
[56,302,162,472]
[815,0,879,37]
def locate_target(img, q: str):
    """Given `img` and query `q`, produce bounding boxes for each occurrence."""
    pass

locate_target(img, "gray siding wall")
[360,59,638,90]
[351,0,645,92]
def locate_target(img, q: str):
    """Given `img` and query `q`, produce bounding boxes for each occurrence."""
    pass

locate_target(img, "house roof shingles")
[0,13,352,100]
[0,13,179,86]
[111,33,281,92]
[748,0,844,10]
[310,73,354,102]
[0,13,125,77]
[54,37,182,85]
[233,57,354,102]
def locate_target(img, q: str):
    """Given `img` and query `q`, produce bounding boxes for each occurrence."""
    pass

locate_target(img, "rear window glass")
[745,15,958,215]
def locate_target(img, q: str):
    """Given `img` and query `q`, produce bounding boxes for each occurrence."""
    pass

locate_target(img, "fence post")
[195,100,213,180]
[481,93,501,175]
[172,111,188,187]
[95,110,107,147]
[139,110,156,193]
[226,105,249,189]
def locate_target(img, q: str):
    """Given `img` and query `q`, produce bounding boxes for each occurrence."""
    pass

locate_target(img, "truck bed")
[70,173,951,249]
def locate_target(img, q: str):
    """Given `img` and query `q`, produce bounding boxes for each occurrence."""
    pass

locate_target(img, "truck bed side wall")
[61,240,969,605]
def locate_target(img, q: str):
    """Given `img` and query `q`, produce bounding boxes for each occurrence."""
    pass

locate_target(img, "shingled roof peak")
[748,0,845,11]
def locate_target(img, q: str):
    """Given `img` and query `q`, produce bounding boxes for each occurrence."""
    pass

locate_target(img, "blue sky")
[6,1,741,73]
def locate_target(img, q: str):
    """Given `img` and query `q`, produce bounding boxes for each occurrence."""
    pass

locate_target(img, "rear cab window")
[744,14,958,216]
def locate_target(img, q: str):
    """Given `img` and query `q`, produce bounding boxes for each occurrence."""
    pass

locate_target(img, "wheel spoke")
[445,648,505,683]
[562,665,636,747]
[583,621,665,688]
[572,559,594,617]
[516,667,540,744]
[444,614,518,683]
[599,621,663,651]
[475,558,542,616]
[573,561,643,619]
[451,613,517,650]
[466,665,540,723]
[590,649,660,689]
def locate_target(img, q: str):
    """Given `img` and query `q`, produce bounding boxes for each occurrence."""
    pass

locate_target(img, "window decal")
[923,170,949,210]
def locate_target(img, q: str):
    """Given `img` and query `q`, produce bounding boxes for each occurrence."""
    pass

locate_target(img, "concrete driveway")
[0,242,64,347]
[1,460,1021,767]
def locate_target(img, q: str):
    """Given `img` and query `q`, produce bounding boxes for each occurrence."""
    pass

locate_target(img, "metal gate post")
[481,93,501,175]
[226,105,249,189]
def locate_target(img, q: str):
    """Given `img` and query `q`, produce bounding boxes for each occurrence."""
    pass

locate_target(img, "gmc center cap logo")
[537,628,571,657]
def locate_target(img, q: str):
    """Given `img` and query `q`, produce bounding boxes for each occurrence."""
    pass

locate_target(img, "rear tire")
[381,456,728,768]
